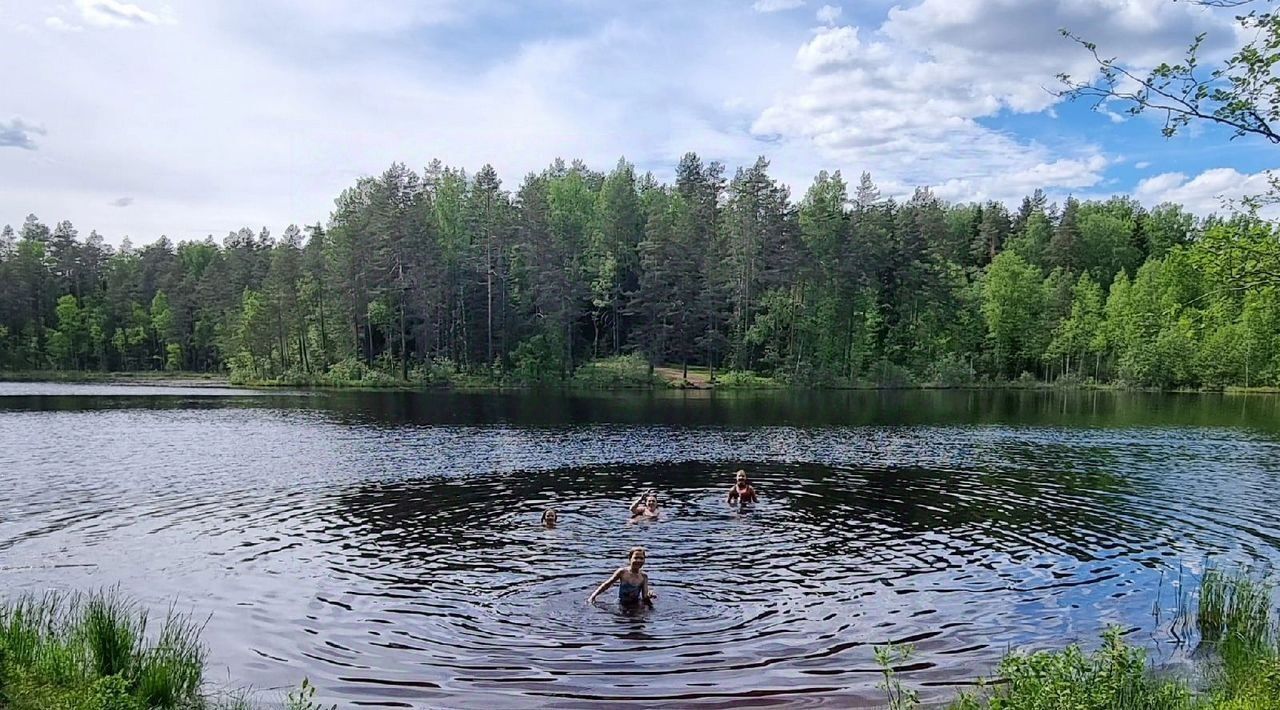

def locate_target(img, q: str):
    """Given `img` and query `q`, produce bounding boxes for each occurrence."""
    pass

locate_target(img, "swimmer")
[541,509,558,528]
[587,546,656,606]
[726,469,758,506]
[629,489,660,520]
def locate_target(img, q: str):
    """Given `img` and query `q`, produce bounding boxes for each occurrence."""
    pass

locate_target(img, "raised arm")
[629,490,649,516]
[588,568,623,603]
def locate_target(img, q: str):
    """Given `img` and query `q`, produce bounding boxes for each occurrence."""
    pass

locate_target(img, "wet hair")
[734,469,748,479]
[540,509,557,525]
[629,546,647,561]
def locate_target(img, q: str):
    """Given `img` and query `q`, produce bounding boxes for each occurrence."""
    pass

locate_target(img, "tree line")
[2,153,1278,388]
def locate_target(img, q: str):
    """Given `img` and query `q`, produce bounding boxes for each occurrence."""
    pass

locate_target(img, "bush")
[512,334,565,384]
[868,359,913,388]
[782,362,838,388]
[929,354,975,387]
[324,357,367,383]
[714,370,780,389]
[571,354,658,389]
[961,627,1192,710]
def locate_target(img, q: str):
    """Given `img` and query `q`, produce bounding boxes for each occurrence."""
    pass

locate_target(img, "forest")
[2,153,1279,389]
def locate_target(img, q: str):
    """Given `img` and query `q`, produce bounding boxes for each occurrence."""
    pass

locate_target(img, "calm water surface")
[3,383,1280,708]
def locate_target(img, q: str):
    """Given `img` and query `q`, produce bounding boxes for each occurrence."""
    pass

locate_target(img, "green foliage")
[0,591,203,710]
[970,628,1192,710]
[571,354,658,389]
[1199,567,1275,651]
[285,677,337,710]
[947,567,1280,710]
[983,251,1047,376]
[512,333,565,384]
[0,591,324,709]
[875,643,920,710]
[713,369,781,388]
[4,158,1280,392]
[868,358,914,388]
[929,353,977,387]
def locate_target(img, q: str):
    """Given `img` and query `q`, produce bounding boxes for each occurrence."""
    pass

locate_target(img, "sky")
[1,0,1275,245]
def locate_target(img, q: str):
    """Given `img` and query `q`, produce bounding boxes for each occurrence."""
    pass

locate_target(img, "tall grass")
[0,590,231,710]
[1198,565,1275,650]
[927,566,1280,709]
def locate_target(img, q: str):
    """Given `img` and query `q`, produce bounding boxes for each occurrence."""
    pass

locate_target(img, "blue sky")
[0,0,1275,244]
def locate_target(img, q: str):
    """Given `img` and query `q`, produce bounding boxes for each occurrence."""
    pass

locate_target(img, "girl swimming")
[540,509,558,527]
[726,470,758,506]
[587,546,655,607]
[629,489,660,521]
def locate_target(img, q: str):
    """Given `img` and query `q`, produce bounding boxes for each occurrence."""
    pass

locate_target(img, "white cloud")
[752,0,1235,204]
[45,16,84,32]
[1134,161,1151,170]
[0,0,1261,244]
[0,118,47,150]
[1101,108,1127,123]
[75,0,165,27]
[0,1,799,242]
[753,0,805,13]
[1134,168,1277,214]
[816,4,842,25]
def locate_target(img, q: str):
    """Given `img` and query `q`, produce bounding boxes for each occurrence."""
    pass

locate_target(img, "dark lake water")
[3,383,1280,708]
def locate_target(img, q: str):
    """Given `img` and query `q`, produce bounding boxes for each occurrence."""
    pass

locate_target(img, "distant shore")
[0,370,234,388]
[5,366,1280,396]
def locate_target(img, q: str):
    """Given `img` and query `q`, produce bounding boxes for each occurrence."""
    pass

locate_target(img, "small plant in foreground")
[875,642,920,710]
[285,677,336,710]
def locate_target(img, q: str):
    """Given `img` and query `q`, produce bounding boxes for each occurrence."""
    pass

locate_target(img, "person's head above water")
[734,469,749,486]
[628,546,647,571]
[541,509,558,527]
[645,493,658,509]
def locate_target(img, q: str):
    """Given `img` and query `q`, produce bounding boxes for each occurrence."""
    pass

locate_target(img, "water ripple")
[2,390,1280,706]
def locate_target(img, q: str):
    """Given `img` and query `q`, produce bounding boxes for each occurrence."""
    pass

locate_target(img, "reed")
[1198,565,1275,650]
[0,590,228,710]
[940,566,1280,709]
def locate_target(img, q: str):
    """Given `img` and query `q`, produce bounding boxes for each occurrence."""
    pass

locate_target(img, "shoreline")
[4,369,1280,395]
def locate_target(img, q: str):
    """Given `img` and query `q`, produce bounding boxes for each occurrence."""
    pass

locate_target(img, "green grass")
[914,566,1280,710]
[711,370,782,389]
[570,354,661,389]
[0,591,325,710]
[0,370,227,384]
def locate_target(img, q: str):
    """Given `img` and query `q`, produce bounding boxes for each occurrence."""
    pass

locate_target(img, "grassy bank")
[0,370,229,386]
[0,591,324,710]
[875,565,1280,709]
[11,359,1280,395]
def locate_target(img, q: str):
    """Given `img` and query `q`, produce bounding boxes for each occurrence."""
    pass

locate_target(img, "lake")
[2,383,1280,708]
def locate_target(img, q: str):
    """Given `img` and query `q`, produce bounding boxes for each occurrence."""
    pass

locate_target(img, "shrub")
[714,370,780,389]
[572,354,658,388]
[965,627,1192,710]
[512,334,565,384]
[929,354,975,387]
[868,359,913,388]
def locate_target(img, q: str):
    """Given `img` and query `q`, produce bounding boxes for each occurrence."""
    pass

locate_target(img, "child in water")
[587,546,655,606]
[726,469,758,506]
[629,489,660,521]
[541,509,558,528]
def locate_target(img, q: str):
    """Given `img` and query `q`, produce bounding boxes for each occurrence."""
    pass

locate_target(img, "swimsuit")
[618,579,644,605]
